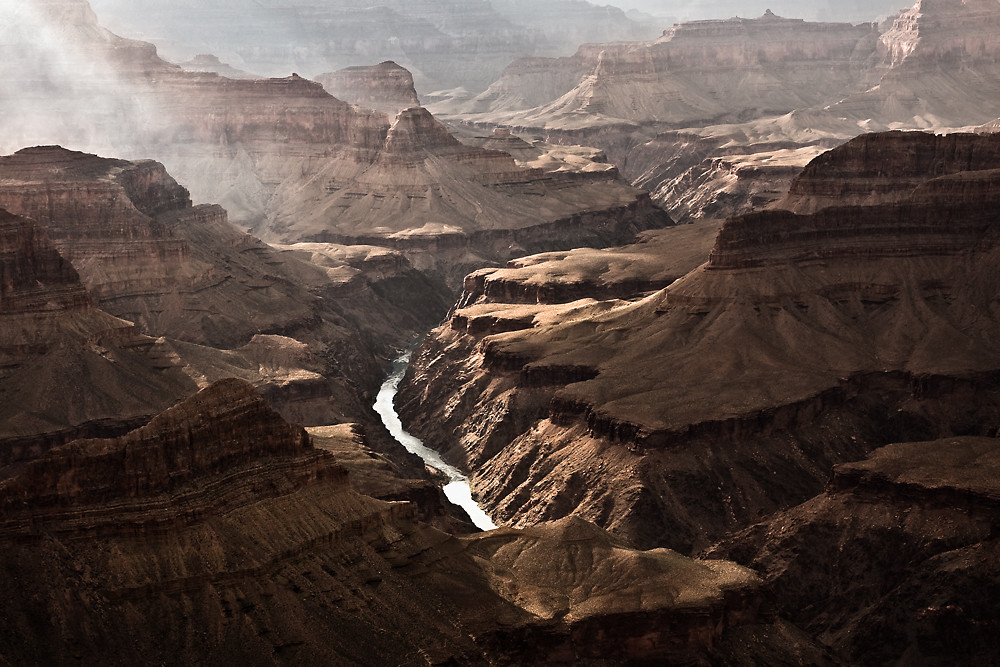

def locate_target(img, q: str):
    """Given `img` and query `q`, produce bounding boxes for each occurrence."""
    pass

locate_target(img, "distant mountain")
[85,0,663,93]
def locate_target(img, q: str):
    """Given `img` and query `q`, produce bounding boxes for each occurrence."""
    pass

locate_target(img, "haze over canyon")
[1,0,999,664]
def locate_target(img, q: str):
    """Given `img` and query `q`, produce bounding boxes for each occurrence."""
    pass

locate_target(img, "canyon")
[0,378,824,665]
[399,130,1000,555]
[2,0,1000,663]
[436,0,1000,223]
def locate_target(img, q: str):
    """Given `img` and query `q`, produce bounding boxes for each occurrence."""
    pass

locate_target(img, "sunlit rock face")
[436,0,1000,225]
[397,130,1000,553]
[441,12,881,126]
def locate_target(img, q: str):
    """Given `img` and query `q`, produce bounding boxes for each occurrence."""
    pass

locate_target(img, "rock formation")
[257,107,670,284]
[435,0,1000,224]
[0,378,818,665]
[314,61,421,116]
[778,130,1000,213]
[86,0,662,94]
[0,206,196,448]
[397,130,1000,553]
[0,1,671,285]
[0,145,452,426]
[708,436,1000,664]
[443,12,880,126]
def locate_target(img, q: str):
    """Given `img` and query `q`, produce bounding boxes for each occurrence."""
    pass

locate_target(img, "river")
[373,349,498,531]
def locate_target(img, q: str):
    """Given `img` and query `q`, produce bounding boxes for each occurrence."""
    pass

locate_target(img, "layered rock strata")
[0,145,449,428]
[0,378,814,665]
[87,0,660,93]
[0,207,196,447]
[442,12,880,127]
[314,61,421,116]
[397,131,1000,552]
[436,0,1000,225]
[708,436,1000,665]
[2,2,671,285]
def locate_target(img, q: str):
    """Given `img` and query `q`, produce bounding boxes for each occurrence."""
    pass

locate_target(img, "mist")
[0,0,166,158]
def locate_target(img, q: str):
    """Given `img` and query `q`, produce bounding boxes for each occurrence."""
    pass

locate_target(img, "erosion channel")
[374,348,498,531]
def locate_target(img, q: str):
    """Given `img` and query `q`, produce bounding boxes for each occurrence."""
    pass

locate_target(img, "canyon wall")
[0,378,815,666]
[708,436,1000,665]
[397,130,1000,553]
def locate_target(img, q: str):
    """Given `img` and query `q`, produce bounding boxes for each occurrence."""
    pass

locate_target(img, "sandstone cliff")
[779,130,1000,213]
[397,130,1000,552]
[708,436,1000,664]
[0,378,817,665]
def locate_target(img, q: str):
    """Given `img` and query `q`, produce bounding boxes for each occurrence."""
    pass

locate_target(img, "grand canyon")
[1,0,999,664]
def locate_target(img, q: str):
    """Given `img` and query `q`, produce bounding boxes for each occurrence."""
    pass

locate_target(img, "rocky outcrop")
[708,436,1000,665]
[0,378,819,666]
[314,61,421,116]
[778,130,1000,213]
[0,207,198,446]
[256,107,671,285]
[0,145,454,428]
[397,131,1000,552]
[2,2,672,288]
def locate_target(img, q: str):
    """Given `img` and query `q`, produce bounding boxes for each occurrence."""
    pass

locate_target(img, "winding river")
[373,349,498,531]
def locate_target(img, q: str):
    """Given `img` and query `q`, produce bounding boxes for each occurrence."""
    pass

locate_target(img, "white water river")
[373,349,498,531]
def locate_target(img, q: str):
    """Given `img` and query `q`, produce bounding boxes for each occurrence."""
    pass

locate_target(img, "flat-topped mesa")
[314,61,421,116]
[451,11,878,126]
[0,378,331,518]
[778,131,1000,214]
[878,0,1000,69]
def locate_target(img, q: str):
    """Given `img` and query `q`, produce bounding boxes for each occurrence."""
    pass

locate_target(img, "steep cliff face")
[2,1,671,284]
[314,61,421,115]
[0,207,197,445]
[708,436,1000,665]
[779,130,1000,213]
[0,145,455,432]
[0,378,817,666]
[87,0,661,94]
[445,12,879,127]
[257,107,671,284]
[434,0,1000,227]
[397,131,1000,552]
